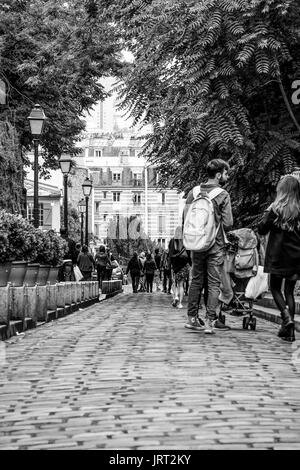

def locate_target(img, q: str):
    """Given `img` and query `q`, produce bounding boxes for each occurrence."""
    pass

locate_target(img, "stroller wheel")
[243,316,250,330]
[249,317,256,331]
[219,313,226,324]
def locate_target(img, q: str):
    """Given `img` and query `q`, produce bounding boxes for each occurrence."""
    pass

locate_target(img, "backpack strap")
[208,187,224,200]
[192,185,201,200]
[208,187,225,238]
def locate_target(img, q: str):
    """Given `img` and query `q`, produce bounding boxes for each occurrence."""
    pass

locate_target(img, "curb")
[253,304,300,333]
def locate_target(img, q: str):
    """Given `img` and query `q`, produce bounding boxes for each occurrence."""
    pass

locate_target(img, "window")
[113,192,121,202]
[162,193,166,205]
[27,203,44,227]
[133,173,142,187]
[113,173,121,182]
[119,149,129,156]
[103,191,107,199]
[94,224,100,237]
[95,150,102,157]
[95,202,100,213]
[103,214,107,221]
[133,193,141,205]
[158,215,166,234]
[158,238,166,249]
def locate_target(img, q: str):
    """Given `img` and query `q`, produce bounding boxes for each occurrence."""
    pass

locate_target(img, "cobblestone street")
[0,291,300,450]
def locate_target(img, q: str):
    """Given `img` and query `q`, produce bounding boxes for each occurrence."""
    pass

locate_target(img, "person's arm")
[220,192,233,231]
[126,260,131,275]
[89,253,95,269]
[257,209,274,236]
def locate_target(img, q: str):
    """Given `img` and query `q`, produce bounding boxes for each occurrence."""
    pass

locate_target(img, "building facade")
[70,133,183,248]
[25,179,61,232]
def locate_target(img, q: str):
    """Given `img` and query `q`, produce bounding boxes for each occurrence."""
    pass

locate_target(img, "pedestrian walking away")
[161,248,172,294]
[257,174,300,342]
[169,226,191,309]
[126,252,142,293]
[154,248,162,291]
[143,253,157,293]
[77,245,95,281]
[105,248,115,281]
[95,245,111,288]
[183,158,233,333]
[138,251,146,292]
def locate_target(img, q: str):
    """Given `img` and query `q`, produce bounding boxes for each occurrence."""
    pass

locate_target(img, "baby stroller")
[219,228,259,331]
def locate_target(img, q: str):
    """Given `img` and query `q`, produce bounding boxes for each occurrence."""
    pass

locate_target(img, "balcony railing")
[132,179,143,187]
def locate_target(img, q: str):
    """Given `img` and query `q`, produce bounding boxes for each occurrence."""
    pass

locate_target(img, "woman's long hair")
[272,175,300,230]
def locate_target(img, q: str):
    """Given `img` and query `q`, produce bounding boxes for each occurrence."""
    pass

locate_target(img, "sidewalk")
[0,291,300,450]
[253,294,300,333]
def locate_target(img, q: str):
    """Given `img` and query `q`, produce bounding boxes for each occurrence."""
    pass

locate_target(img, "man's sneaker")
[185,316,206,331]
[205,318,230,334]
[172,298,179,307]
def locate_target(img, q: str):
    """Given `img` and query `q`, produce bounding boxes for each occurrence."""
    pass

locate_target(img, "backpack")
[183,185,224,252]
[95,253,109,268]
[232,228,257,271]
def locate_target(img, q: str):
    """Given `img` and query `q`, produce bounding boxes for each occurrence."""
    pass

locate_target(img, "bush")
[34,230,68,266]
[0,210,68,265]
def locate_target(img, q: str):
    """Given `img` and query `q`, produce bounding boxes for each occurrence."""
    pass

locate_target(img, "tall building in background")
[69,78,184,248]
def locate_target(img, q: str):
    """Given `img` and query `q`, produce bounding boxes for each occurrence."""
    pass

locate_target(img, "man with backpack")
[183,159,233,333]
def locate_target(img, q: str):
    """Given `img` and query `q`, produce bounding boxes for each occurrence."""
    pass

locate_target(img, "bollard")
[36,285,47,322]
[88,281,92,300]
[76,282,82,303]
[0,285,10,325]
[95,281,99,298]
[24,285,38,324]
[10,285,25,321]
[57,282,66,308]
[80,282,85,303]
[47,283,58,311]
[70,282,77,305]
[84,282,89,301]
[64,282,72,306]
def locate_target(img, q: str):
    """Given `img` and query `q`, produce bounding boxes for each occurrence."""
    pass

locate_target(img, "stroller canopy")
[230,228,257,250]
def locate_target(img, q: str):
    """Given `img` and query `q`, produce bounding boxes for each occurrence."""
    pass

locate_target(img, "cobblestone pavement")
[0,291,300,450]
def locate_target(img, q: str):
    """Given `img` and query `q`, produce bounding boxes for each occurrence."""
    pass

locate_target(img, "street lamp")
[82,176,93,245]
[59,154,72,238]
[78,198,86,247]
[28,104,47,228]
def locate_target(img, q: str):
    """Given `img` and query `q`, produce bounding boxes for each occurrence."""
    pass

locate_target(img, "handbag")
[170,247,189,262]
[245,265,269,299]
[73,265,84,282]
[170,247,189,273]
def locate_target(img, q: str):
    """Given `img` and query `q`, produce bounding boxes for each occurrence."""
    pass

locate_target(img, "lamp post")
[59,154,72,238]
[82,177,93,246]
[28,104,46,228]
[78,198,85,247]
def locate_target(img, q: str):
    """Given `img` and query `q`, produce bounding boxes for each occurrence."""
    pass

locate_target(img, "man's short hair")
[206,159,229,178]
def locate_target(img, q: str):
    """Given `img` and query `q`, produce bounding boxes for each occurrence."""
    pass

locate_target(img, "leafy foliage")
[111,0,300,227]
[0,209,67,265]
[0,120,24,213]
[0,0,122,176]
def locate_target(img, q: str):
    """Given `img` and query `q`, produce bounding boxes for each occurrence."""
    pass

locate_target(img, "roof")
[25,179,61,199]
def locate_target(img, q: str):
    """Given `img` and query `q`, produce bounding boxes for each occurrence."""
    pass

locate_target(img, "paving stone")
[0,293,300,449]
